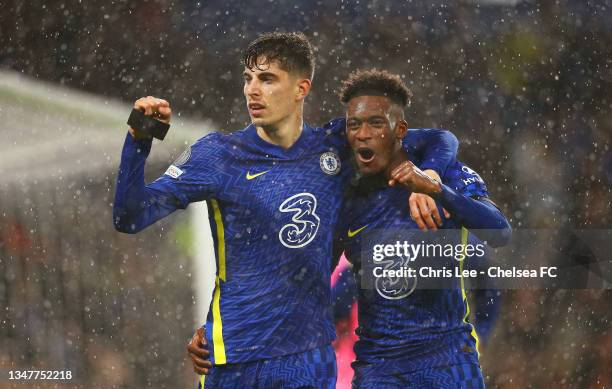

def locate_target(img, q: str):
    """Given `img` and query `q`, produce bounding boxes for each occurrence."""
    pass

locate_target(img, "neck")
[384,146,409,179]
[256,109,304,149]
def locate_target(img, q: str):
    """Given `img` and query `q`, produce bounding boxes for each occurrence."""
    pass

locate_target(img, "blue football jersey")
[113,119,459,364]
[335,160,489,373]
[152,121,351,364]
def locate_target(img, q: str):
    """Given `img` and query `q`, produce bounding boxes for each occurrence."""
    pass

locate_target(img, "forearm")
[332,267,357,321]
[113,133,180,233]
[435,184,512,246]
[473,289,501,343]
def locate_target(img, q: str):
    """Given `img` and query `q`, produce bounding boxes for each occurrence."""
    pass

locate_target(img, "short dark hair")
[339,69,412,107]
[243,32,315,79]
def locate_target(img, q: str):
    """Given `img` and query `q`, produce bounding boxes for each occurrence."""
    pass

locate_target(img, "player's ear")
[296,78,312,101]
[394,119,408,139]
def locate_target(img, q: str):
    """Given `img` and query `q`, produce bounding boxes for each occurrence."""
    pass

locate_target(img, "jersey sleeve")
[443,161,489,198]
[463,233,502,344]
[149,133,224,206]
[332,218,349,272]
[332,193,356,271]
[403,128,459,176]
[113,132,222,233]
[438,161,511,246]
[473,288,502,343]
[320,117,349,149]
[331,263,358,321]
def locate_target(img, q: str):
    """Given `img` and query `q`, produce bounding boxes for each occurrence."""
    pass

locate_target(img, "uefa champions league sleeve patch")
[164,165,184,178]
[319,152,341,175]
[164,146,191,178]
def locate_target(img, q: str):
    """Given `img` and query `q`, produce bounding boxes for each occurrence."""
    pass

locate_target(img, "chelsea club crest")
[319,152,341,175]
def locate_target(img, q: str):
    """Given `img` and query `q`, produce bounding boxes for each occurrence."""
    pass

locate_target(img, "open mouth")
[356,147,375,164]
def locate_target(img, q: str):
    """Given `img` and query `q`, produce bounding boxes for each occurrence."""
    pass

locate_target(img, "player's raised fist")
[388,160,442,195]
[389,163,445,230]
[129,96,172,139]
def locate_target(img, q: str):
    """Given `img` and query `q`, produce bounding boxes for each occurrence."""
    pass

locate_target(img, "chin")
[251,117,272,127]
[357,164,378,176]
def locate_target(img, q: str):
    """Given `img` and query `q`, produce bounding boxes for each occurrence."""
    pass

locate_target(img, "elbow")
[445,129,459,151]
[436,128,459,153]
[498,215,513,246]
[115,223,140,235]
[113,220,139,234]
[496,226,512,248]
[113,221,143,234]
[487,221,512,248]
[112,209,144,234]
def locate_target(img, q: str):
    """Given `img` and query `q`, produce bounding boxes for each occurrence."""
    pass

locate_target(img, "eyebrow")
[347,114,387,121]
[243,71,278,79]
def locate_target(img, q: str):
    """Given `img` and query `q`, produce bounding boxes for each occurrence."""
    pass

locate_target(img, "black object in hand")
[127,108,170,140]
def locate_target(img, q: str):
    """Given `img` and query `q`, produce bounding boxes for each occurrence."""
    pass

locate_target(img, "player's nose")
[354,124,373,140]
[245,79,262,97]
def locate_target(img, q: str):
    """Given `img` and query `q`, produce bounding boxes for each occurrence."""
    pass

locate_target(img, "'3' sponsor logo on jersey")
[278,193,320,248]
[375,256,417,300]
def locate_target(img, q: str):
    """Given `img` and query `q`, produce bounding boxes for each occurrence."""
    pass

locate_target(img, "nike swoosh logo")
[246,170,270,180]
[347,225,368,238]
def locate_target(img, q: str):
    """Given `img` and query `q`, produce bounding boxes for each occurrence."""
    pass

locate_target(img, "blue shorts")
[197,344,337,389]
[352,361,485,389]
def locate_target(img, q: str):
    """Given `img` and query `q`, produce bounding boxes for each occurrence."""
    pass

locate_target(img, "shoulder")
[316,117,346,135]
[311,117,347,149]
[192,131,223,148]
[403,127,455,145]
[179,132,221,163]
[443,160,489,197]
[406,127,453,134]
[191,125,254,153]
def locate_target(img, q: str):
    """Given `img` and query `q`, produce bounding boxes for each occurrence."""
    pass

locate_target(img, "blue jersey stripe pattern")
[113,119,459,364]
[336,160,489,374]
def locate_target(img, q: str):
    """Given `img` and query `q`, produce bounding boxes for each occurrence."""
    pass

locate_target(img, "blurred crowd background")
[1,0,610,387]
